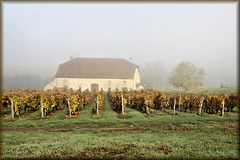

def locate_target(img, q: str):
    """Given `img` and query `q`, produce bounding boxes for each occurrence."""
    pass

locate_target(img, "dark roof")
[55,58,138,79]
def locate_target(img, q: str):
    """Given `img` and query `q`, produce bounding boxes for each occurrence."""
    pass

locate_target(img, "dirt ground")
[3,121,238,134]
[3,125,153,133]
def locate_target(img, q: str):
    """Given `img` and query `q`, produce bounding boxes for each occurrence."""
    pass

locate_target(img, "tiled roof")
[55,58,138,79]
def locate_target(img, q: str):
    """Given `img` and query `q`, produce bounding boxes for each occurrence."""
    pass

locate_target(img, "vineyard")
[1,88,239,120]
[1,88,94,119]
[108,88,239,116]
[1,88,239,159]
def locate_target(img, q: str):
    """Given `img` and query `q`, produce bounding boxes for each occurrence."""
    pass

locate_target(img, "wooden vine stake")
[68,98,71,118]
[173,98,176,115]
[146,106,150,115]
[122,94,124,114]
[199,97,204,115]
[179,95,181,110]
[11,98,14,120]
[128,94,130,105]
[41,97,44,118]
[82,97,84,108]
[96,96,99,115]
[222,100,225,117]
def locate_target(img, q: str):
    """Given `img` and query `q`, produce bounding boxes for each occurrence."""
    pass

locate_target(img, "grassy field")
[1,91,239,159]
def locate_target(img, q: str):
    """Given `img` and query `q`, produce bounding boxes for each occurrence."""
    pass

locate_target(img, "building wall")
[44,68,141,91]
[44,78,135,91]
[133,68,140,86]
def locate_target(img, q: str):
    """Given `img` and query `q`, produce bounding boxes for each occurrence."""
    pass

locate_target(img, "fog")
[3,2,237,89]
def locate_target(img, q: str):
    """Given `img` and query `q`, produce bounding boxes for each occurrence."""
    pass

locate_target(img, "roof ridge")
[75,57,125,59]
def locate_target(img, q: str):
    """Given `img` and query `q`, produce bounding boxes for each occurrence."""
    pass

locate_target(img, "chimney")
[129,57,132,63]
[70,56,73,61]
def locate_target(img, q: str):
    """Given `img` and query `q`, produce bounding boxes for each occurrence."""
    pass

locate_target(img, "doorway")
[91,83,99,92]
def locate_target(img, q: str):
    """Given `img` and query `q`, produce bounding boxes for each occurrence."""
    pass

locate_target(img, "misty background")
[3,2,237,90]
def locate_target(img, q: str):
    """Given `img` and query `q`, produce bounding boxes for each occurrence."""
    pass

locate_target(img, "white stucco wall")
[44,78,134,91]
[44,68,141,91]
[133,68,140,88]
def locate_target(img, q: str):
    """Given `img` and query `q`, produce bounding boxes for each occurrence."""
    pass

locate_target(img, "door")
[91,83,99,92]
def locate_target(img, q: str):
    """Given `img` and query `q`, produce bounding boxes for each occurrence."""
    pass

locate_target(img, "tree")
[169,61,205,90]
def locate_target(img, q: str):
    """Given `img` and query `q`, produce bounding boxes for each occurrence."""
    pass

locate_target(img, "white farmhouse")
[44,57,143,91]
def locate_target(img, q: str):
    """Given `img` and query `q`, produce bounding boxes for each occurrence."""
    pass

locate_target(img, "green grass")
[2,92,239,159]
[3,128,238,159]
[3,101,238,128]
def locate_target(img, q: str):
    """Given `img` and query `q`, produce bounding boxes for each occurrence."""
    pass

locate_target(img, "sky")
[3,2,238,88]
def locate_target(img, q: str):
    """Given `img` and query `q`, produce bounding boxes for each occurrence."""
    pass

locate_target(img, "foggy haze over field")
[3,2,237,89]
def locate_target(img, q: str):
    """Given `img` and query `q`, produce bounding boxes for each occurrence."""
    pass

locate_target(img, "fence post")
[11,98,14,120]
[41,97,44,118]
[68,98,71,118]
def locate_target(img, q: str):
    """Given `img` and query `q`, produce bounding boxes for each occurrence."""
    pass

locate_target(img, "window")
[63,79,67,85]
